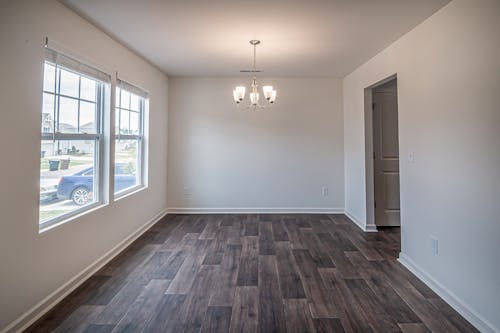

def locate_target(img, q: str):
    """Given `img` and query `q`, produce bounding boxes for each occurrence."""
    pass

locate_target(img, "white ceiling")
[61,0,450,77]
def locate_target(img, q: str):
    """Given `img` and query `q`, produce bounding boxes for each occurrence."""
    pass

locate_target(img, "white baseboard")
[167,207,344,214]
[398,252,498,333]
[344,210,377,232]
[1,208,168,333]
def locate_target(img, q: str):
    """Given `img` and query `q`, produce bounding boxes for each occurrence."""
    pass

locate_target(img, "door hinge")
[374,201,377,208]
[372,102,376,111]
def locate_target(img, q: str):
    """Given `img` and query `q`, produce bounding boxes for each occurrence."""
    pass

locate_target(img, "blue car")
[57,163,137,205]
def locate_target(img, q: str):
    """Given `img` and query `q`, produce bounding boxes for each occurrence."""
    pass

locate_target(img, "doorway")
[364,76,400,229]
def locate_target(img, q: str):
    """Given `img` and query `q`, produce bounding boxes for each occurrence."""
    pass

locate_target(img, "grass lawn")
[40,155,93,171]
[39,209,67,221]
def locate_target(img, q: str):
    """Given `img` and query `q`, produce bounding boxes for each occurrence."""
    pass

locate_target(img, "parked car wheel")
[71,186,90,206]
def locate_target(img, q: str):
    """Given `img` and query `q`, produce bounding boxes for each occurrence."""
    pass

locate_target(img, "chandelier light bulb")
[233,86,246,103]
[250,92,259,105]
[262,85,274,100]
[269,90,277,103]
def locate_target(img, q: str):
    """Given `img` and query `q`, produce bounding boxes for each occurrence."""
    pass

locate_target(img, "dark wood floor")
[27,214,477,333]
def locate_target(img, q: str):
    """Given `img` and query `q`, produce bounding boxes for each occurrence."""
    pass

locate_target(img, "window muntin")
[39,59,105,227]
[114,86,145,195]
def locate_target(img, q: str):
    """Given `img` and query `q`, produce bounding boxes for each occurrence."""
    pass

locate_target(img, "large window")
[114,84,146,196]
[39,49,109,226]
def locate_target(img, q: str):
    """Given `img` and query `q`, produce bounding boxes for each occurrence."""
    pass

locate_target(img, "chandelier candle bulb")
[263,85,274,100]
[233,90,240,103]
[250,92,259,105]
[270,90,277,103]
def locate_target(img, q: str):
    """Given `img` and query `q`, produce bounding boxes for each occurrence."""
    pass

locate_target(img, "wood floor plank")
[154,249,187,279]
[26,276,110,333]
[316,232,360,279]
[300,229,335,268]
[345,251,420,324]
[92,279,145,325]
[143,294,187,332]
[258,255,286,332]
[236,236,259,286]
[318,268,373,333]
[398,323,431,333]
[314,318,346,333]
[199,218,221,239]
[53,305,104,333]
[428,298,479,333]
[343,278,402,332]
[272,217,289,241]
[259,222,275,255]
[110,279,170,333]
[230,286,258,333]
[275,241,306,299]
[210,244,242,306]
[292,249,338,318]
[243,216,259,236]
[319,220,357,251]
[283,299,316,333]
[166,239,212,294]
[200,306,232,333]
[375,261,463,333]
[175,265,219,332]
[282,221,308,249]
[82,324,115,333]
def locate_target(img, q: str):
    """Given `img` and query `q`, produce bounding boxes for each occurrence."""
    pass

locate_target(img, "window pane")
[59,68,79,98]
[80,77,96,101]
[80,101,96,133]
[115,88,120,107]
[40,139,97,223]
[130,93,140,111]
[58,96,78,132]
[120,89,130,109]
[130,111,140,135]
[120,109,130,134]
[114,139,139,194]
[42,93,55,134]
[115,107,120,134]
[43,63,56,93]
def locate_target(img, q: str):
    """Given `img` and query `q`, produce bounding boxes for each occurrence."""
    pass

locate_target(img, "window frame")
[39,57,108,230]
[114,85,146,198]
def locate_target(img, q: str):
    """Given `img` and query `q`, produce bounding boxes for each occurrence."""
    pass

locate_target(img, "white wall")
[343,0,500,331]
[0,1,168,331]
[167,78,343,212]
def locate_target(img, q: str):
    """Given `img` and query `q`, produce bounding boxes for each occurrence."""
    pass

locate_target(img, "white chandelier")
[233,40,277,108]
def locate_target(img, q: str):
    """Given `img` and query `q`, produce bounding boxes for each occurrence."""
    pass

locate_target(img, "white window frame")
[39,48,110,230]
[114,81,147,198]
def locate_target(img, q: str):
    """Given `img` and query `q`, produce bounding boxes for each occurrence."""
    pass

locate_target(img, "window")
[39,49,109,227]
[114,83,146,196]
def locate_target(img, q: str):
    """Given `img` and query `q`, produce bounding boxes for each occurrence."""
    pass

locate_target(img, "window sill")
[114,185,147,201]
[39,201,108,234]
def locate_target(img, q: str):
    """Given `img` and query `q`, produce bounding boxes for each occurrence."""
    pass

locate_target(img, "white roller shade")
[116,77,149,99]
[44,38,111,83]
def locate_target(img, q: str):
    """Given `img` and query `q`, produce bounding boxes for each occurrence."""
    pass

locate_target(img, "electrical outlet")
[183,186,192,197]
[408,152,416,163]
[430,236,439,255]
[322,186,329,197]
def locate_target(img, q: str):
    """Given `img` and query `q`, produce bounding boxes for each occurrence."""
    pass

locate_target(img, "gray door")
[373,81,400,226]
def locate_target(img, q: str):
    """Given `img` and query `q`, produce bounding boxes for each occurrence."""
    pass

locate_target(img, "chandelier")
[233,40,277,108]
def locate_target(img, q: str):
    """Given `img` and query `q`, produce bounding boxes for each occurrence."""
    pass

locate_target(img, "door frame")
[363,74,399,232]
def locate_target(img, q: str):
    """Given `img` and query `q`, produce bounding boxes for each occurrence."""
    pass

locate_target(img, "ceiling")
[61,0,450,77]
